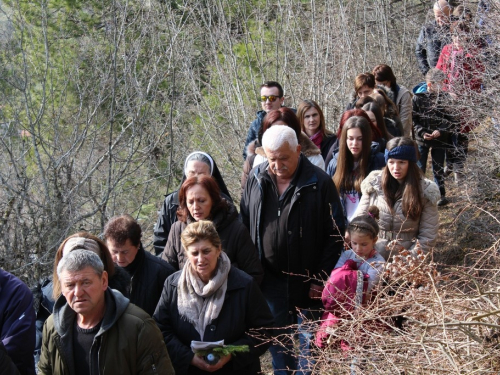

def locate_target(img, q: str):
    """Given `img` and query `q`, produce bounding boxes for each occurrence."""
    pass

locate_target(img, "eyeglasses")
[260,95,282,102]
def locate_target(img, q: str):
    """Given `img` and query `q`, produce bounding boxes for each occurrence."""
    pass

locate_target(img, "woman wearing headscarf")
[153,151,232,255]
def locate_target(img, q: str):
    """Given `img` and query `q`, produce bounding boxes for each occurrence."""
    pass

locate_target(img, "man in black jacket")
[241,125,345,375]
[413,68,457,206]
[104,214,175,316]
[415,0,452,76]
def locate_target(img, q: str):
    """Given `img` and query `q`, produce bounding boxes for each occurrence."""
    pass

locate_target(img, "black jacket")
[161,200,264,285]
[320,133,337,161]
[412,91,457,148]
[127,245,175,316]
[415,21,451,76]
[153,267,274,375]
[240,155,345,310]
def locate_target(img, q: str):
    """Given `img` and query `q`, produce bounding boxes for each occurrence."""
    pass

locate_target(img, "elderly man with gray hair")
[415,0,453,76]
[38,250,174,375]
[241,125,345,374]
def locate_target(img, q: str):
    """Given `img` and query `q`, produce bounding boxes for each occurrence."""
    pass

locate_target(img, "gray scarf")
[177,251,231,340]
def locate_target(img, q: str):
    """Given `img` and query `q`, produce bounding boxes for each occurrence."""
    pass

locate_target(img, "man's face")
[434,8,450,27]
[107,238,140,268]
[260,86,284,113]
[60,266,108,317]
[264,142,301,180]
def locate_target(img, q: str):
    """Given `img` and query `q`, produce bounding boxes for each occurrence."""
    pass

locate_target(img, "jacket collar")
[254,154,318,191]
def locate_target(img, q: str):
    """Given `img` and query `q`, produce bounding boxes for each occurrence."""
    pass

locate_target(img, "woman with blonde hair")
[154,220,273,374]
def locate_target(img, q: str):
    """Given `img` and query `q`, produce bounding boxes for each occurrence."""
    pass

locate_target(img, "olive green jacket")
[38,288,174,375]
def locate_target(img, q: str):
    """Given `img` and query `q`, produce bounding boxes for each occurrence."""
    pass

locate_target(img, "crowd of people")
[0,1,488,374]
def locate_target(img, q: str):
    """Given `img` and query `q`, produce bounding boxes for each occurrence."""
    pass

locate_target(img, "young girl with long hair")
[354,137,440,260]
[327,116,385,224]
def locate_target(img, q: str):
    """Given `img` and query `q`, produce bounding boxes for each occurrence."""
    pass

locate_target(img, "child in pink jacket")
[316,206,385,348]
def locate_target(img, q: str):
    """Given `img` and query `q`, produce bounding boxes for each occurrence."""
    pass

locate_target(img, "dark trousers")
[418,145,446,197]
[446,133,469,171]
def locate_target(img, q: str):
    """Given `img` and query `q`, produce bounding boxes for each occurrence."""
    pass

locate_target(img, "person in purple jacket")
[0,268,36,375]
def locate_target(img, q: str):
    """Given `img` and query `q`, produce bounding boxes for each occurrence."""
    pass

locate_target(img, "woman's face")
[186,184,213,221]
[346,128,363,160]
[388,158,409,182]
[357,85,374,98]
[303,107,321,136]
[186,239,221,283]
[185,160,211,178]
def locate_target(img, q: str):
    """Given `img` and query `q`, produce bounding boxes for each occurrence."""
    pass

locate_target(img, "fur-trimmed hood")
[360,170,441,205]
[254,132,321,158]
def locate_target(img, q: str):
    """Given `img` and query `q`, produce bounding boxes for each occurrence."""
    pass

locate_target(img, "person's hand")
[309,283,323,299]
[431,130,441,138]
[423,133,433,140]
[191,353,231,372]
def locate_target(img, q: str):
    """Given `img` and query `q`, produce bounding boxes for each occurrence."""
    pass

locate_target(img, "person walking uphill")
[415,0,453,76]
[104,214,175,316]
[241,125,345,375]
[243,81,293,160]
[38,250,174,375]
[413,68,457,206]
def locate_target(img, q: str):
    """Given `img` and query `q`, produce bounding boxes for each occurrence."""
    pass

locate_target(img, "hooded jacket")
[33,267,131,366]
[38,289,174,375]
[161,199,264,284]
[153,267,274,375]
[240,155,345,310]
[354,170,440,259]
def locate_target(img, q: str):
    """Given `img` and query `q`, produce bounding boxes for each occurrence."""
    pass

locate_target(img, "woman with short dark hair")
[372,64,413,137]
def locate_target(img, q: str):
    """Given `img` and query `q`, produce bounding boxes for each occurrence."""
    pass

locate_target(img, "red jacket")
[436,43,484,94]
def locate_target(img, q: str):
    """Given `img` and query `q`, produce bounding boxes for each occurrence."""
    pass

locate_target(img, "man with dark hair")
[104,214,175,316]
[0,268,36,375]
[415,0,453,75]
[243,81,286,160]
[241,125,345,374]
[38,250,174,374]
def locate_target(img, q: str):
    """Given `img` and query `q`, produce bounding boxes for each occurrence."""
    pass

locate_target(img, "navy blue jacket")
[243,110,267,160]
[0,269,36,375]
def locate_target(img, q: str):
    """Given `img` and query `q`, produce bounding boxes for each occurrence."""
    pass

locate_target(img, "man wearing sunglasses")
[243,81,285,160]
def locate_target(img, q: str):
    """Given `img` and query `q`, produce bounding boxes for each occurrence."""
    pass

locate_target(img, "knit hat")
[384,145,417,163]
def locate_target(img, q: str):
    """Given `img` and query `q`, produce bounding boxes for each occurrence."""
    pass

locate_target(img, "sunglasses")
[260,95,282,102]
